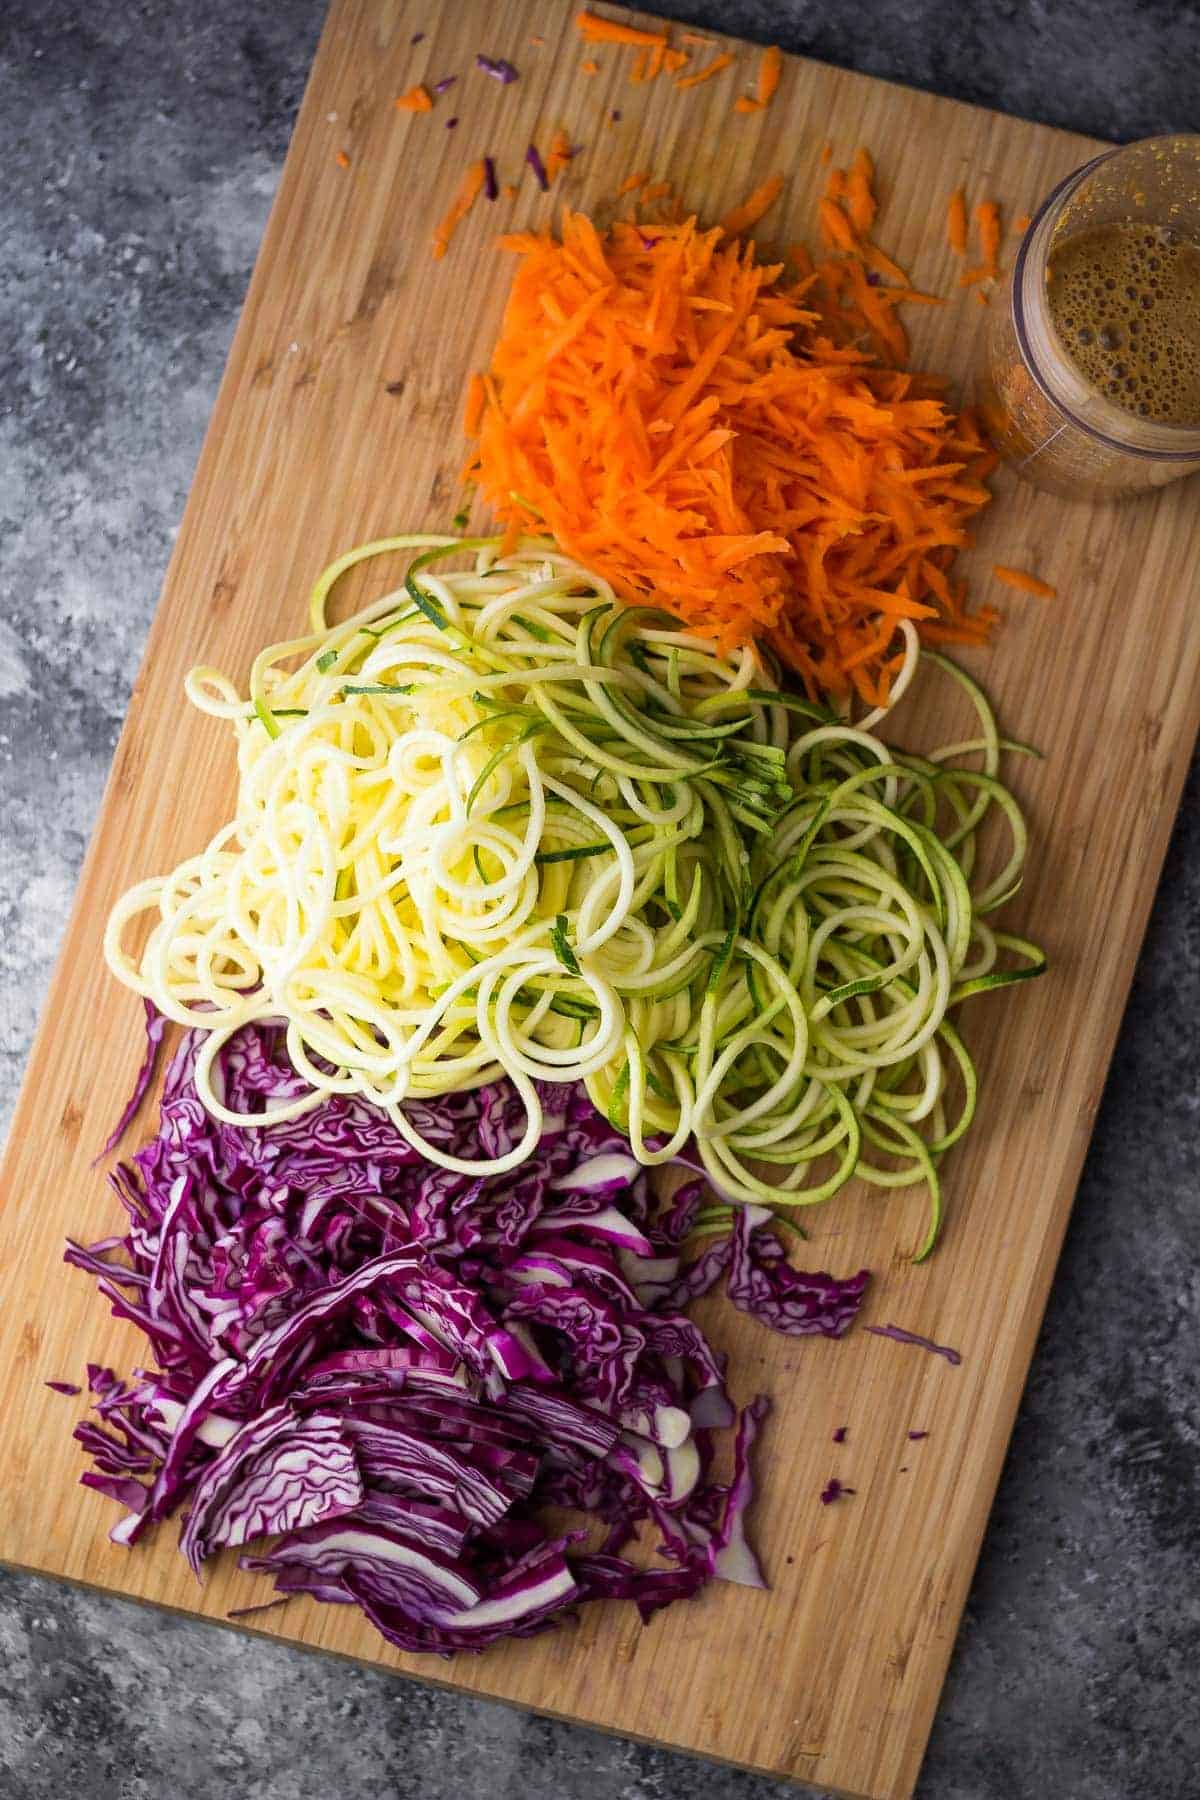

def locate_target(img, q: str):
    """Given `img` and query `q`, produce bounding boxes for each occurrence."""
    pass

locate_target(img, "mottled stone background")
[1,3,1197,1797]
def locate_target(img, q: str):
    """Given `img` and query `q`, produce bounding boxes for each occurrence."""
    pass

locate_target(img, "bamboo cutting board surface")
[2,4,1198,1797]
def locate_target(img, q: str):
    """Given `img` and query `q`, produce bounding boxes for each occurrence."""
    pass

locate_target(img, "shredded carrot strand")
[663,47,688,73]
[546,128,575,182]
[465,205,997,700]
[432,159,486,261]
[992,564,1056,598]
[641,180,672,201]
[575,9,667,46]
[975,200,1002,273]
[975,290,989,308]
[617,169,651,196]
[395,84,433,113]
[676,50,733,87]
[736,43,782,109]
[861,241,910,286]
[629,48,648,83]
[335,149,351,168]
[947,188,968,255]
[719,175,784,237]
[1013,212,1032,234]
[820,141,834,164]
[758,44,783,104]
[847,147,876,235]
[580,56,600,74]
[464,373,486,436]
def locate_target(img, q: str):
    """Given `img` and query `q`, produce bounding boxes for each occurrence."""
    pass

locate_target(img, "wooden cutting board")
[2,4,1197,1796]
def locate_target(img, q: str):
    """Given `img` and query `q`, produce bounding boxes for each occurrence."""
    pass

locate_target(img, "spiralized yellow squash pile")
[105,536,1042,1249]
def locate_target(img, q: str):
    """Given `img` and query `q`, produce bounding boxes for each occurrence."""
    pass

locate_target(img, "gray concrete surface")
[1,3,1197,1797]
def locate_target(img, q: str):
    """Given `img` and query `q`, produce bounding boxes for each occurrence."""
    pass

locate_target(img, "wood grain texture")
[1,4,1197,1797]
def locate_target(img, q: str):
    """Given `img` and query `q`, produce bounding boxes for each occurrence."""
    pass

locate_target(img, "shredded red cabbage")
[67,1026,785,1654]
[476,54,519,84]
[819,1477,856,1504]
[525,143,549,191]
[445,117,458,129]
[94,999,165,1162]
[662,1201,868,1339]
[46,1380,82,1396]
[908,1429,930,1440]
[864,1324,962,1366]
[832,1425,848,1444]
[483,156,498,201]
[432,74,457,94]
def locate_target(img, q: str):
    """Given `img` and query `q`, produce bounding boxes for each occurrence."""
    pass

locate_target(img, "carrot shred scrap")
[641,180,672,202]
[464,372,486,435]
[958,265,991,286]
[975,290,989,307]
[335,149,351,168]
[719,174,784,237]
[1013,212,1032,233]
[675,50,733,88]
[575,9,667,47]
[760,44,783,99]
[629,48,648,83]
[846,147,876,235]
[820,141,834,164]
[947,187,968,255]
[861,241,910,286]
[546,128,575,182]
[975,200,1002,273]
[663,47,688,73]
[681,30,715,44]
[581,56,600,74]
[432,159,487,260]
[992,564,1056,598]
[618,169,651,196]
[735,46,781,114]
[503,183,518,200]
[395,84,433,113]
[465,203,998,701]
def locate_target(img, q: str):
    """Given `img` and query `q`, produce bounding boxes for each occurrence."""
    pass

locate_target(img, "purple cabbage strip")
[483,156,498,202]
[525,143,549,192]
[66,1025,790,1656]
[476,54,519,84]
[864,1324,962,1366]
[432,75,456,94]
[95,1000,166,1162]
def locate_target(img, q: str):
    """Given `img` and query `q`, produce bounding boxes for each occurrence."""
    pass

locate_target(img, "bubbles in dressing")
[1045,220,1200,425]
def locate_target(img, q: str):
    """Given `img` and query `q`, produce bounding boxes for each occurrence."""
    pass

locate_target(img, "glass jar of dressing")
[982,134,1200,498]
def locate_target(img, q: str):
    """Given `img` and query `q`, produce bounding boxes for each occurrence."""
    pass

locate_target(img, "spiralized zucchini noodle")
[105,535,1044,1253]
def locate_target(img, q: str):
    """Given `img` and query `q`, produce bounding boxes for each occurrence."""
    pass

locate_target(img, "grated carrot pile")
[464,207,998,702]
